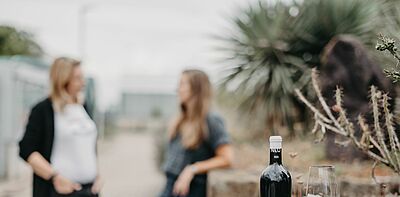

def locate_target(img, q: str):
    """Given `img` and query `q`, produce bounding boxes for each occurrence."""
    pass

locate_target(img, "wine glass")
[306,165,339,197]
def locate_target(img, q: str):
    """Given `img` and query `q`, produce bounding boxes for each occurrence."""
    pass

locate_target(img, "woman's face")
[178,74,192,104]
[66,66,85,97]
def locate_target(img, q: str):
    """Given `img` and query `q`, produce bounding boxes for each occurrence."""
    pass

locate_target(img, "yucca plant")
[290,0,381,63]
[380,0,400,40]
[218,0,388,136]
[217,2,308,136]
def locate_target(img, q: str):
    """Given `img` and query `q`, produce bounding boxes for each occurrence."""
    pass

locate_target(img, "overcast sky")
[0,0,254,110]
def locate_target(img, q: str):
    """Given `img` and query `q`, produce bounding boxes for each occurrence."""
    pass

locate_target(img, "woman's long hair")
[49,57,81,112]
[169,69,212,150]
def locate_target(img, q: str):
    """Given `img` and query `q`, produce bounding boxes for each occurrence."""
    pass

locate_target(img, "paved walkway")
[0,132,165,197]
[99,132,164,197]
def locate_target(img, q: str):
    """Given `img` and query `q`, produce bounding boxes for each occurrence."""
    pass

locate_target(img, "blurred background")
[0,0,400,196]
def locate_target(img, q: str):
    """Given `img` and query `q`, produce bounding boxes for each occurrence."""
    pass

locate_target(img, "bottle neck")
[269,148,282,165]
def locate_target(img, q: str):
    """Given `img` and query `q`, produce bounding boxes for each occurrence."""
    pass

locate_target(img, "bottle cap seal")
[269,136,282,149]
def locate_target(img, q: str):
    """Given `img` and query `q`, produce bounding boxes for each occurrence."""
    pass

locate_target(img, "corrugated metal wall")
[0,58,48,179]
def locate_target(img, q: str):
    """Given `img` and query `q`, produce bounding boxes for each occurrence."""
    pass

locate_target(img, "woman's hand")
[52,174,82,194]
[91,176,103,194]
[173,165,196,196]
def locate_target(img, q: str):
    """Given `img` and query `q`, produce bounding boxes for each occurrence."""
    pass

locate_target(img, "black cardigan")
[19,98,92,197]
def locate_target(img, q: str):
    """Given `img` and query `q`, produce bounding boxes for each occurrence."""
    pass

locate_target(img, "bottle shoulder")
[261,163,291,181]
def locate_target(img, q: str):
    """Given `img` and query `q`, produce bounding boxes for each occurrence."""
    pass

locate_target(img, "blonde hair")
[49,57,81,112]
[169,69,212,149]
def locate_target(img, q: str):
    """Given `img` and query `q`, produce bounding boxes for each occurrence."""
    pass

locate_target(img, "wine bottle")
[260,136,292,197]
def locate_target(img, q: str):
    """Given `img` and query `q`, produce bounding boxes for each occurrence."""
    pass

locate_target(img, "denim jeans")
[159,173,207,197]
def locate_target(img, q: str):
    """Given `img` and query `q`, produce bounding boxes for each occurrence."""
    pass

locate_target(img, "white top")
[51,104,98,183]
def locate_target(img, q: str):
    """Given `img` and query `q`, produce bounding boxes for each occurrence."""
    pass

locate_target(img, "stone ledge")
[207,169,259,197]
[207,169,400,197]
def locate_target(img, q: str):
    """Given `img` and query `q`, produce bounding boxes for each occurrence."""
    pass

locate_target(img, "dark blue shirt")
[162,112,231,178]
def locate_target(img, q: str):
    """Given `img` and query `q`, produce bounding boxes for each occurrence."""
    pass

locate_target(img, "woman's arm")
[190,144,234,174]
[172,144,234,196]
[27,152,82,194]
[26,152,54,180]
[19,105,55,180]
[191,114,234,173]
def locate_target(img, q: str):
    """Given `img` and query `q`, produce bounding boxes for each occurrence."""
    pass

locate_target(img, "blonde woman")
[160,69,234,197]
[19,57,102,197]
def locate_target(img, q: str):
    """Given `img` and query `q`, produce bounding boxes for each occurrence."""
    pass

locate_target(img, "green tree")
[218,0,397,136]
[0,26,43,57]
